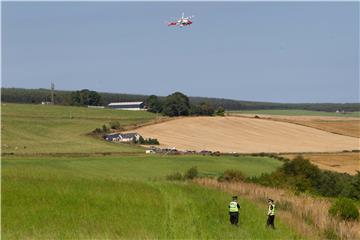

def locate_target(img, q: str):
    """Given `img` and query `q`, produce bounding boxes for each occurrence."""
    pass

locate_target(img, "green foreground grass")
[2,155,302,239]
[2,103,156,154]
[228,109,360,117]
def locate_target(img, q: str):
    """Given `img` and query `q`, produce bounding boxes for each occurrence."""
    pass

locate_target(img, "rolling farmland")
[134,116,359,153]
[2,103,359,239]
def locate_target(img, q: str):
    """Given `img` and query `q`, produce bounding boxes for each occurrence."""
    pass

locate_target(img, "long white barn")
[108,102,145,110]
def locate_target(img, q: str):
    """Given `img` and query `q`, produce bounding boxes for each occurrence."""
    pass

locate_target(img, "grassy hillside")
[229,109,360,117]
[2,103,305,239]
[2,103,157,154]
[2,155,301,239]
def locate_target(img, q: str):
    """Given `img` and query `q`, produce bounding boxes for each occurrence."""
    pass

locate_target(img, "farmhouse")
[108,102,145,110]
[105,133,141,142]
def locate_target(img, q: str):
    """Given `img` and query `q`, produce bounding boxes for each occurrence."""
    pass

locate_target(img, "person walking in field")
[229,196,240,226]
[266,198,276,229]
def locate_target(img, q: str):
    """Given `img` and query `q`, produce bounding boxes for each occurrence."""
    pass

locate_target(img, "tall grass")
[195,178,360,240]
[2,156,301,239]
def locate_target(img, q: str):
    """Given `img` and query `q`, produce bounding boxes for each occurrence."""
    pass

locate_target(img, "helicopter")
[167,12,194,27]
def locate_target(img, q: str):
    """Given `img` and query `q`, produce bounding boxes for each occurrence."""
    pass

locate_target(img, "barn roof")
[108,102,143,106]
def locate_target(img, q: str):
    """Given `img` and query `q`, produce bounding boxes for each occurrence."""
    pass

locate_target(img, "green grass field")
[2,155,302,239]
[228,109,360,117]
[2,103,156,154]
[2,103,305,239]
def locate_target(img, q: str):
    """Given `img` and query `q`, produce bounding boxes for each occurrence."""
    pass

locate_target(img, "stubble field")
[134,116,359,153]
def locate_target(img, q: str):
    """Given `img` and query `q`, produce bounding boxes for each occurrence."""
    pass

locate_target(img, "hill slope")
[2,103,157,155]
[2,155,301,239]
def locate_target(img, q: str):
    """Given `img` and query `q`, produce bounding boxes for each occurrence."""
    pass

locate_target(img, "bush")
[102,124,110,133]
[218,169,245,182]
[109,121,122,130]
[184,167,198,180]
[166,172,183,181]
[329,198,359,221]
[215,106,225,116]
[92,128,102,134]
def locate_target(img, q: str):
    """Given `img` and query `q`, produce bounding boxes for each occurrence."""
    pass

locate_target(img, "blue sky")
[2,2,359,103]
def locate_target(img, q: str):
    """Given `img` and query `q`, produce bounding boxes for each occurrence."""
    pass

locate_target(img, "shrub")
[215,106,225,116]
[219,169,245,182]
[211,151,221,156]
[109,121,122,130]
[138,136,145,144]
[92,128,102,134]
[329,198,359,221]
[144,138,160,145]
[102,124,110,133]
[166,172,183,181]
[184,167,198,180]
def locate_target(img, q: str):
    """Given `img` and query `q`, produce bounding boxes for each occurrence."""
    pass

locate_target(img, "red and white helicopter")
[167,12,194,27]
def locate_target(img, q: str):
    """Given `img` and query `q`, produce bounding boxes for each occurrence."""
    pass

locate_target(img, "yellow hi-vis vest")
[268,204,275,216]
[229,201,239,212]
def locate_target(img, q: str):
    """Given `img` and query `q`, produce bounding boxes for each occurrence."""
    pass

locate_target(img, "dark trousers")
[266,215,275,229]
[229,212,239,225]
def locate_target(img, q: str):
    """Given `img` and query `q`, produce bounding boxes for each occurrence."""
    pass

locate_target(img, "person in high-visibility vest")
[229,196,240,226]
[266,198,275,229]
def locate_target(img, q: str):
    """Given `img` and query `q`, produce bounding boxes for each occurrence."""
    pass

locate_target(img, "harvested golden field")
[284,120,360,138]
[232,114,360,138]
[282,152,360,175]
[134,117,360,153]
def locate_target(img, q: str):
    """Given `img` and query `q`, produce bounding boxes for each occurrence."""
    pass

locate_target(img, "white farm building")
[108,102,145,110]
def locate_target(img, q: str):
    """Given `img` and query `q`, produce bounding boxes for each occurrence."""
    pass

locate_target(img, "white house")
[105,133,141,142]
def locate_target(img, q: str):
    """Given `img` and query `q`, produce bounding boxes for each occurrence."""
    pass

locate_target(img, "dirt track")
[134,116,360,153]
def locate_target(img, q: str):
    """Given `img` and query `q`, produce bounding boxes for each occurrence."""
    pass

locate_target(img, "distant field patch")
[229,109,360,117]
[282,119,360,138]
[230,112,360,138]
[2,103,158,154]
[282,152,360,175]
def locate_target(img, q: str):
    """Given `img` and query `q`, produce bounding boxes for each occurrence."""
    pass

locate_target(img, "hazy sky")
[2,2,359,103]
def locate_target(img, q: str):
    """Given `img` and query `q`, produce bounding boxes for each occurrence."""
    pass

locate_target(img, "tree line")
[146,92,224,117]
[2,87,360,112]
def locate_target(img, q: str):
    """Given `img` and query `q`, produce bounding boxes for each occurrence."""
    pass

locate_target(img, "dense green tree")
[162,92,190,117]
[146,95,163,113]
[199,102,214,116]
[189,102,215,116]
[70,89,102,106]
[189,104,202,116]
[215,106,225,116]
